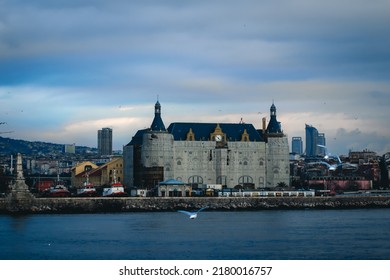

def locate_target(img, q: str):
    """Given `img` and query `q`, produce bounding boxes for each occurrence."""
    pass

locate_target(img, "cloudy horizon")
[1,0,389,156]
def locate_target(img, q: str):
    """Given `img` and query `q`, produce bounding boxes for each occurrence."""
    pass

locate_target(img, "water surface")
[1,209,389,260]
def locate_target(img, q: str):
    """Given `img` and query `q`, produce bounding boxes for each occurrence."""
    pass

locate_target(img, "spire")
[150,100,166,131]
[270,102,276,117]
[266,102,282,134]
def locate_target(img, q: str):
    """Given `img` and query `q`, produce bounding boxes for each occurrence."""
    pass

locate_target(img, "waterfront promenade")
[1,196,389,214]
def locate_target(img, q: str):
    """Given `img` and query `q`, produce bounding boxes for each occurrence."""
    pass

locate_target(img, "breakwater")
[0,196,390,214]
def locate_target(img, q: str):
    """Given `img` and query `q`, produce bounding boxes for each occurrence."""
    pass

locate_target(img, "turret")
[266,103,282,134]
[150,101,166,131]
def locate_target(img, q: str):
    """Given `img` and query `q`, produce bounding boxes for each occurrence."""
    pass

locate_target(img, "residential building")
[64,144,76,154]
[98,128,113,156]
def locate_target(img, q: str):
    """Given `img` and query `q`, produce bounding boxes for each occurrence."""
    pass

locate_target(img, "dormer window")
[186,128,195,141]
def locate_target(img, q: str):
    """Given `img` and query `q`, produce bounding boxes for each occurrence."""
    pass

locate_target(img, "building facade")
[98,128,113,156]
[71,157,123,188]
[123,102,290,190]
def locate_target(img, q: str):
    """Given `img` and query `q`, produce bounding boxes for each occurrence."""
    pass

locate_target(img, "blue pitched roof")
[167,122,264,142]
[127,128,148,146]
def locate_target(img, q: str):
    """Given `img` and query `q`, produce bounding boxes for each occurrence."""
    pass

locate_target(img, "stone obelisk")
[7,153,34,212]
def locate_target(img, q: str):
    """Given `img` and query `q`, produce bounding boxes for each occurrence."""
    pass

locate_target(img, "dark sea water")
[0,209,389,260]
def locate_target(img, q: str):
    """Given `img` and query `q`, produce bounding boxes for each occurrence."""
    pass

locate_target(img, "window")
[188,175,203,184]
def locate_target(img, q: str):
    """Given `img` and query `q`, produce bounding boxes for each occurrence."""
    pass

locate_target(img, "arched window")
[239,176,254,189]
[188,175,203,185]
[238,176,253,184]
[217,176,227,186]
[259,158,264,166]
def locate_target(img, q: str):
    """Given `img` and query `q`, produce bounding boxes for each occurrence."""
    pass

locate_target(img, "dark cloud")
[0,0,389,153]
[333,128,390,155]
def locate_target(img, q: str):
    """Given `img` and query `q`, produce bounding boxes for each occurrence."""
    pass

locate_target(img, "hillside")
[0,136,97,156]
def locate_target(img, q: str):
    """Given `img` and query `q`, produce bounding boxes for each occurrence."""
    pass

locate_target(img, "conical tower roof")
[150,101,166,131]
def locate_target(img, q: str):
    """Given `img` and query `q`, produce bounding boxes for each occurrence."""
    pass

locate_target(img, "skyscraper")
[98,128,113,156]
[305,124,318,157]
[305,124,326,157]
[291,137,303,155]
[317,133,326,156]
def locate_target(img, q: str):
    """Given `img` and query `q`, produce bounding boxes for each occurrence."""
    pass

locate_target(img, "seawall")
[0,196,389,214]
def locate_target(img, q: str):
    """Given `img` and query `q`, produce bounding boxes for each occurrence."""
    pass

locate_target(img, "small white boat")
[45,183,70,197]
[103,170,127,197]
[77,174,98,197]
[44,164,71,197]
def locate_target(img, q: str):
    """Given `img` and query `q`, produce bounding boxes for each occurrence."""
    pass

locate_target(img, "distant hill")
[0,136,97,156]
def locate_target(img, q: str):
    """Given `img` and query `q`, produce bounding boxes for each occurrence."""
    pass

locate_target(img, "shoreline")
[1,196,390,214]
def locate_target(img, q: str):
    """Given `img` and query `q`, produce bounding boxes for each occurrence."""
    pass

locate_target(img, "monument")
[6,153,35,212]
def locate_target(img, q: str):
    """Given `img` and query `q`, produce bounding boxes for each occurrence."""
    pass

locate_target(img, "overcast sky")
[1,0,389,156]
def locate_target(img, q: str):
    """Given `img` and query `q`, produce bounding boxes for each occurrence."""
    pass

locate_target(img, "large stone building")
[123,101,289,190]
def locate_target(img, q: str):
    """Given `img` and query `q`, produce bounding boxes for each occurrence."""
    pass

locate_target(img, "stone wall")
[0,196,389,214]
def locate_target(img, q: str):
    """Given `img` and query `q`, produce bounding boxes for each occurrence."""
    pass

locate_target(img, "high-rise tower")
[98,127,113,156]
[305,124,318,157]
[291,137,303,155]
[305,124,326,157]
[317,133,326,156]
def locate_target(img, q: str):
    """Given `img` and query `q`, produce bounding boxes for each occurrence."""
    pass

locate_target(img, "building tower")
[123,101,174,188]
[317,133,326,156]
[305,124,318,157]
[291,137,303,155]
[264,103,290,188]
[140,101,174,185]
[98,127,113,156]
[150,101,166,132]
[305,124,326,157]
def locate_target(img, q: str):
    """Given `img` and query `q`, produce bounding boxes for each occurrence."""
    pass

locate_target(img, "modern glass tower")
[291,137,303,155]
[98,127,113,156]
[305,124,318,157]
[317,133,326,156]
